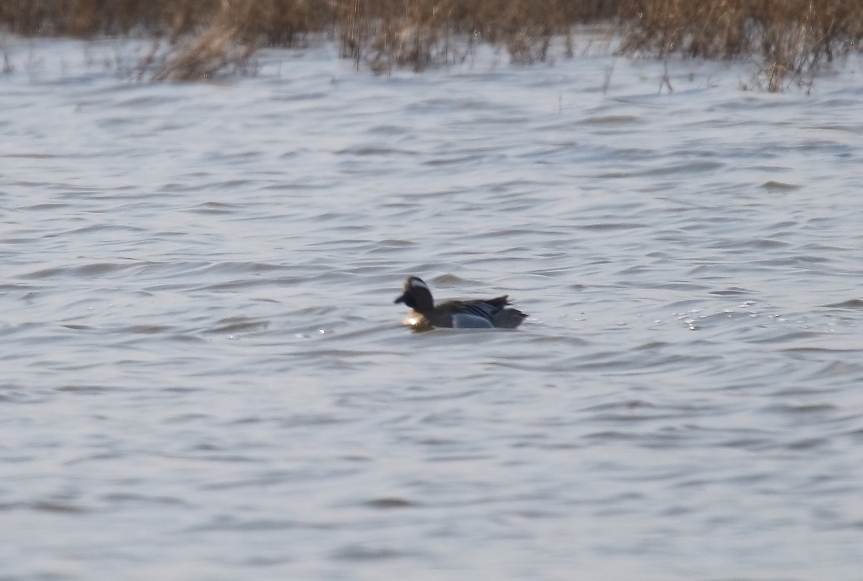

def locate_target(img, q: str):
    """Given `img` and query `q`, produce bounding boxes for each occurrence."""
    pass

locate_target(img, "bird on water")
[394,276,527,331]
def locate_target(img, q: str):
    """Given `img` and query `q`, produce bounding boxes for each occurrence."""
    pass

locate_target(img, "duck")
[394,276,527,330]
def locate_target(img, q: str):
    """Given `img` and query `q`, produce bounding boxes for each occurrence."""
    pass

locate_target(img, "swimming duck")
[394,276,527,330]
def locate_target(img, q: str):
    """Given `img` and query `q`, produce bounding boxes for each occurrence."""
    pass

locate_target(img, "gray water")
[2,38,863,580]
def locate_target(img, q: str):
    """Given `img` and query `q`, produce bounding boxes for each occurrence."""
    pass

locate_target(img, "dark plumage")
[394,276,527,331]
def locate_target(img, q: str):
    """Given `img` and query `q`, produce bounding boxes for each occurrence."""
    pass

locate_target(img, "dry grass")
[150,0,333,80]
[335,0,620,71]
[2,0,862,88]
[0,0,336,80]
[0,0,220,37]
[618,0,863,90]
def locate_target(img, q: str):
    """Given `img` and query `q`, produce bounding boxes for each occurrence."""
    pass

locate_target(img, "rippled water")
[2,37,863,580]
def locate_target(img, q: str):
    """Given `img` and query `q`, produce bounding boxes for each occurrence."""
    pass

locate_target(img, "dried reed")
[334,0,620,71]
[2,0,862,88]
[151,0,333,80]
[618,0,863,90]
[0,0,220,37]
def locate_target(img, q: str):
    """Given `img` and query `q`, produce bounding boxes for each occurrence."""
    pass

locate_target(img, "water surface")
[2,39,863,580]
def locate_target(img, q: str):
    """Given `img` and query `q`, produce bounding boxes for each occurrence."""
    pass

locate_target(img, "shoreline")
[2,0,862,90]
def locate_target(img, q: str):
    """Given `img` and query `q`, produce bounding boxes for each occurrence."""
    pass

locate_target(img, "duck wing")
[449,296,509,328]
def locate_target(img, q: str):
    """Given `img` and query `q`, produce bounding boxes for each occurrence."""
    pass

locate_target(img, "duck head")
[394,276,434,313]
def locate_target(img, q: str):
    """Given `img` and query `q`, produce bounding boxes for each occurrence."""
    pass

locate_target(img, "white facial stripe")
[409,278,429,291]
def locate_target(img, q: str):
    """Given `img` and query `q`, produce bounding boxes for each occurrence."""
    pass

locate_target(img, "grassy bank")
[2,0,862,88]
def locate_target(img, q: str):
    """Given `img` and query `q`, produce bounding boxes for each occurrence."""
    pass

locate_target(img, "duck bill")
[394,292,407,304]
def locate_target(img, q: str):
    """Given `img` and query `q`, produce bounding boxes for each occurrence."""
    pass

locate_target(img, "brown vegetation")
[150,0,333,80]
[619,0,863,90]
[0,0,220,37]
[1,0,862,88]
[334,0,620,70]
